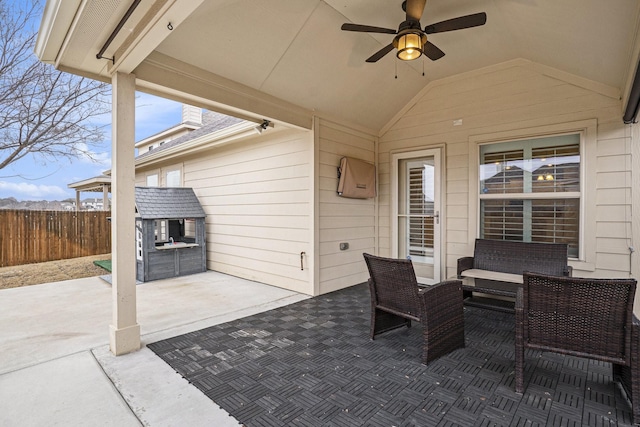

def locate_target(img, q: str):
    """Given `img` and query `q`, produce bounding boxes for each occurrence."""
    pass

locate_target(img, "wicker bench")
[457,239,571,311]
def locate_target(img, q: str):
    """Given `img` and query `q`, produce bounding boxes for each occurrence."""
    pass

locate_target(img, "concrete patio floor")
[0,271,309,426]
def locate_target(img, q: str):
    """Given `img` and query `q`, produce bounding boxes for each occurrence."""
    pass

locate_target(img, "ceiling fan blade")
[341,23,397,34]
[423,41,445,61]
[405,0,427,22]
[424,12,487,34]
[366,43,395,63]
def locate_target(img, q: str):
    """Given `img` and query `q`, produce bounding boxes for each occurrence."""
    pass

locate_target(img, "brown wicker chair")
[516,272,639,424]
[363,253,465,364]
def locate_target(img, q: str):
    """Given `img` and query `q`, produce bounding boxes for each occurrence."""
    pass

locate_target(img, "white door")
[392,149,442,284]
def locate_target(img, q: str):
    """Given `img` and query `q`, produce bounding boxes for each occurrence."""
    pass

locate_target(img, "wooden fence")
[0,210,111,267]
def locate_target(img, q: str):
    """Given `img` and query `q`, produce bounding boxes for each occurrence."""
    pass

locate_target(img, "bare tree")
[0,1,110,173]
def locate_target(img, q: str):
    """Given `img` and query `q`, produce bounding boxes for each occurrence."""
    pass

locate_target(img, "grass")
[93,259,112,272]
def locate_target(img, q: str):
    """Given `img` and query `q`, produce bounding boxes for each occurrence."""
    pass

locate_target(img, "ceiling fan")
[341,0,486,63]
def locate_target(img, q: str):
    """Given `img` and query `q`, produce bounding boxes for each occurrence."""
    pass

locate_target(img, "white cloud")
[0,181,69,200]
[72,142,111,167]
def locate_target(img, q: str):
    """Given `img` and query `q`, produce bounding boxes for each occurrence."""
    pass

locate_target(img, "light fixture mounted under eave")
[254,119,272,135]
[393,30,427,61]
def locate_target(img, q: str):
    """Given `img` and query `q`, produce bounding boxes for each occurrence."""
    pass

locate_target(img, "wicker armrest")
[418,279,462,299]
[418,279,465,364]
[457,257,474,277]
[417,280,464,322]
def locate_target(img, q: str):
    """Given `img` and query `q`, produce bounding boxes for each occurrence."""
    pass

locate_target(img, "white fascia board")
[135,123,199,148]
[68,176,111,190]
[135,121,258,167]
[35,0,82,64]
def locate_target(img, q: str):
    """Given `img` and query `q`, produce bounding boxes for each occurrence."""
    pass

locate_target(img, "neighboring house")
[36,1,640,354]
[82,199,105,211]
[135,104,204,154]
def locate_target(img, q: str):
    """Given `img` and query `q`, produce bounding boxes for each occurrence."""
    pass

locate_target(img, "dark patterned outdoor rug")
[148,284,634,426]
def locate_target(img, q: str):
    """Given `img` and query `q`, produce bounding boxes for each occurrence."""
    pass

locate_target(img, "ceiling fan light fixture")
[394,31,426,61]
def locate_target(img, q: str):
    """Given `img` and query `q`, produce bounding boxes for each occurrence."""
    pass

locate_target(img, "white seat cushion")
[460,269,523,284]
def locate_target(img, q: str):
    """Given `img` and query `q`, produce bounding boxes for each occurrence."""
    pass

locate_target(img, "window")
[479,134,580,258]
[165,169,181,187]
[154,220,168,242]
[136,225,143,260]
[146,174,158,187]
[406,159,435,260]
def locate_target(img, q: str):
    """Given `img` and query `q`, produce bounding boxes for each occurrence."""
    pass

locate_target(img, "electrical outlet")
[339,242,349,251]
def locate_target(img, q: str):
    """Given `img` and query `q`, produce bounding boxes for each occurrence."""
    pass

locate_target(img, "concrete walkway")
[0,271,309,426]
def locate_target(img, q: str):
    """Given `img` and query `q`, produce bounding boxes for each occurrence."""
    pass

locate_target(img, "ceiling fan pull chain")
[422,58,425,76]
[395,60,398,79]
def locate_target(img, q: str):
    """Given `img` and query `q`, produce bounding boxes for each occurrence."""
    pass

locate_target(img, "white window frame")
[468,119,597,272]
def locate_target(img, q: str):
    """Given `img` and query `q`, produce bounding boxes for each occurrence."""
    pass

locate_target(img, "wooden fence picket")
[0,210,111,267]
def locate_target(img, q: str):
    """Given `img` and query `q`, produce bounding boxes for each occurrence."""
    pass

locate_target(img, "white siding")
[379,59,633,279]
[137,128,314,294]
[317,119,376,294]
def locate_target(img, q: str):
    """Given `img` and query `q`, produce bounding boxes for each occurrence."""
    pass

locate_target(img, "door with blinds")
[392,149,442,284]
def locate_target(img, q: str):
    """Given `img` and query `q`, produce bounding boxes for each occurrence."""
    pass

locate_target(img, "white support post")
[109,72,140,355]
[103,184,109,211]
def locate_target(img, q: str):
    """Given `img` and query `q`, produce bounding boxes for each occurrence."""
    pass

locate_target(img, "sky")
[0,1,185,202]
[0,92,183,201]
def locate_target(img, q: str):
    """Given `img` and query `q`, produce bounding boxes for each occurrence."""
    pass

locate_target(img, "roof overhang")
[37,1,640,132]
[68,175,111,193]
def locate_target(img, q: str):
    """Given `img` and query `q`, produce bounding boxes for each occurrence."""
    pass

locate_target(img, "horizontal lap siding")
[379,60,631,279]
[183,129,313,294]
[318,120,376,294]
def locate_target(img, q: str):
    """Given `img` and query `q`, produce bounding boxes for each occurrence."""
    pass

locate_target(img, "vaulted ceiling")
[37,0,640,133]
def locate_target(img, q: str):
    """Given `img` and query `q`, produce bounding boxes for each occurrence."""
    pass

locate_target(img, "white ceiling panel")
[156,0,321,90]
[260,1,429,129]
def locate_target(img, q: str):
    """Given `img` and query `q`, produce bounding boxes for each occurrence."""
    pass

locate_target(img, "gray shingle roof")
[135,187,205,219]
[136,111,246,160]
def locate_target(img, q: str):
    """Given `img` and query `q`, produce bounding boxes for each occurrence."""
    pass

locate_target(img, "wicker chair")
[516,272,639,424]
[363,253,465,364]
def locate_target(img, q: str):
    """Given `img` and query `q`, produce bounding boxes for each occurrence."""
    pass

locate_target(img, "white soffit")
[155,0,320,90]
[40,0,640,131]
[489,0,640,90]
[57,0,161,77]
[259,1,428,129]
